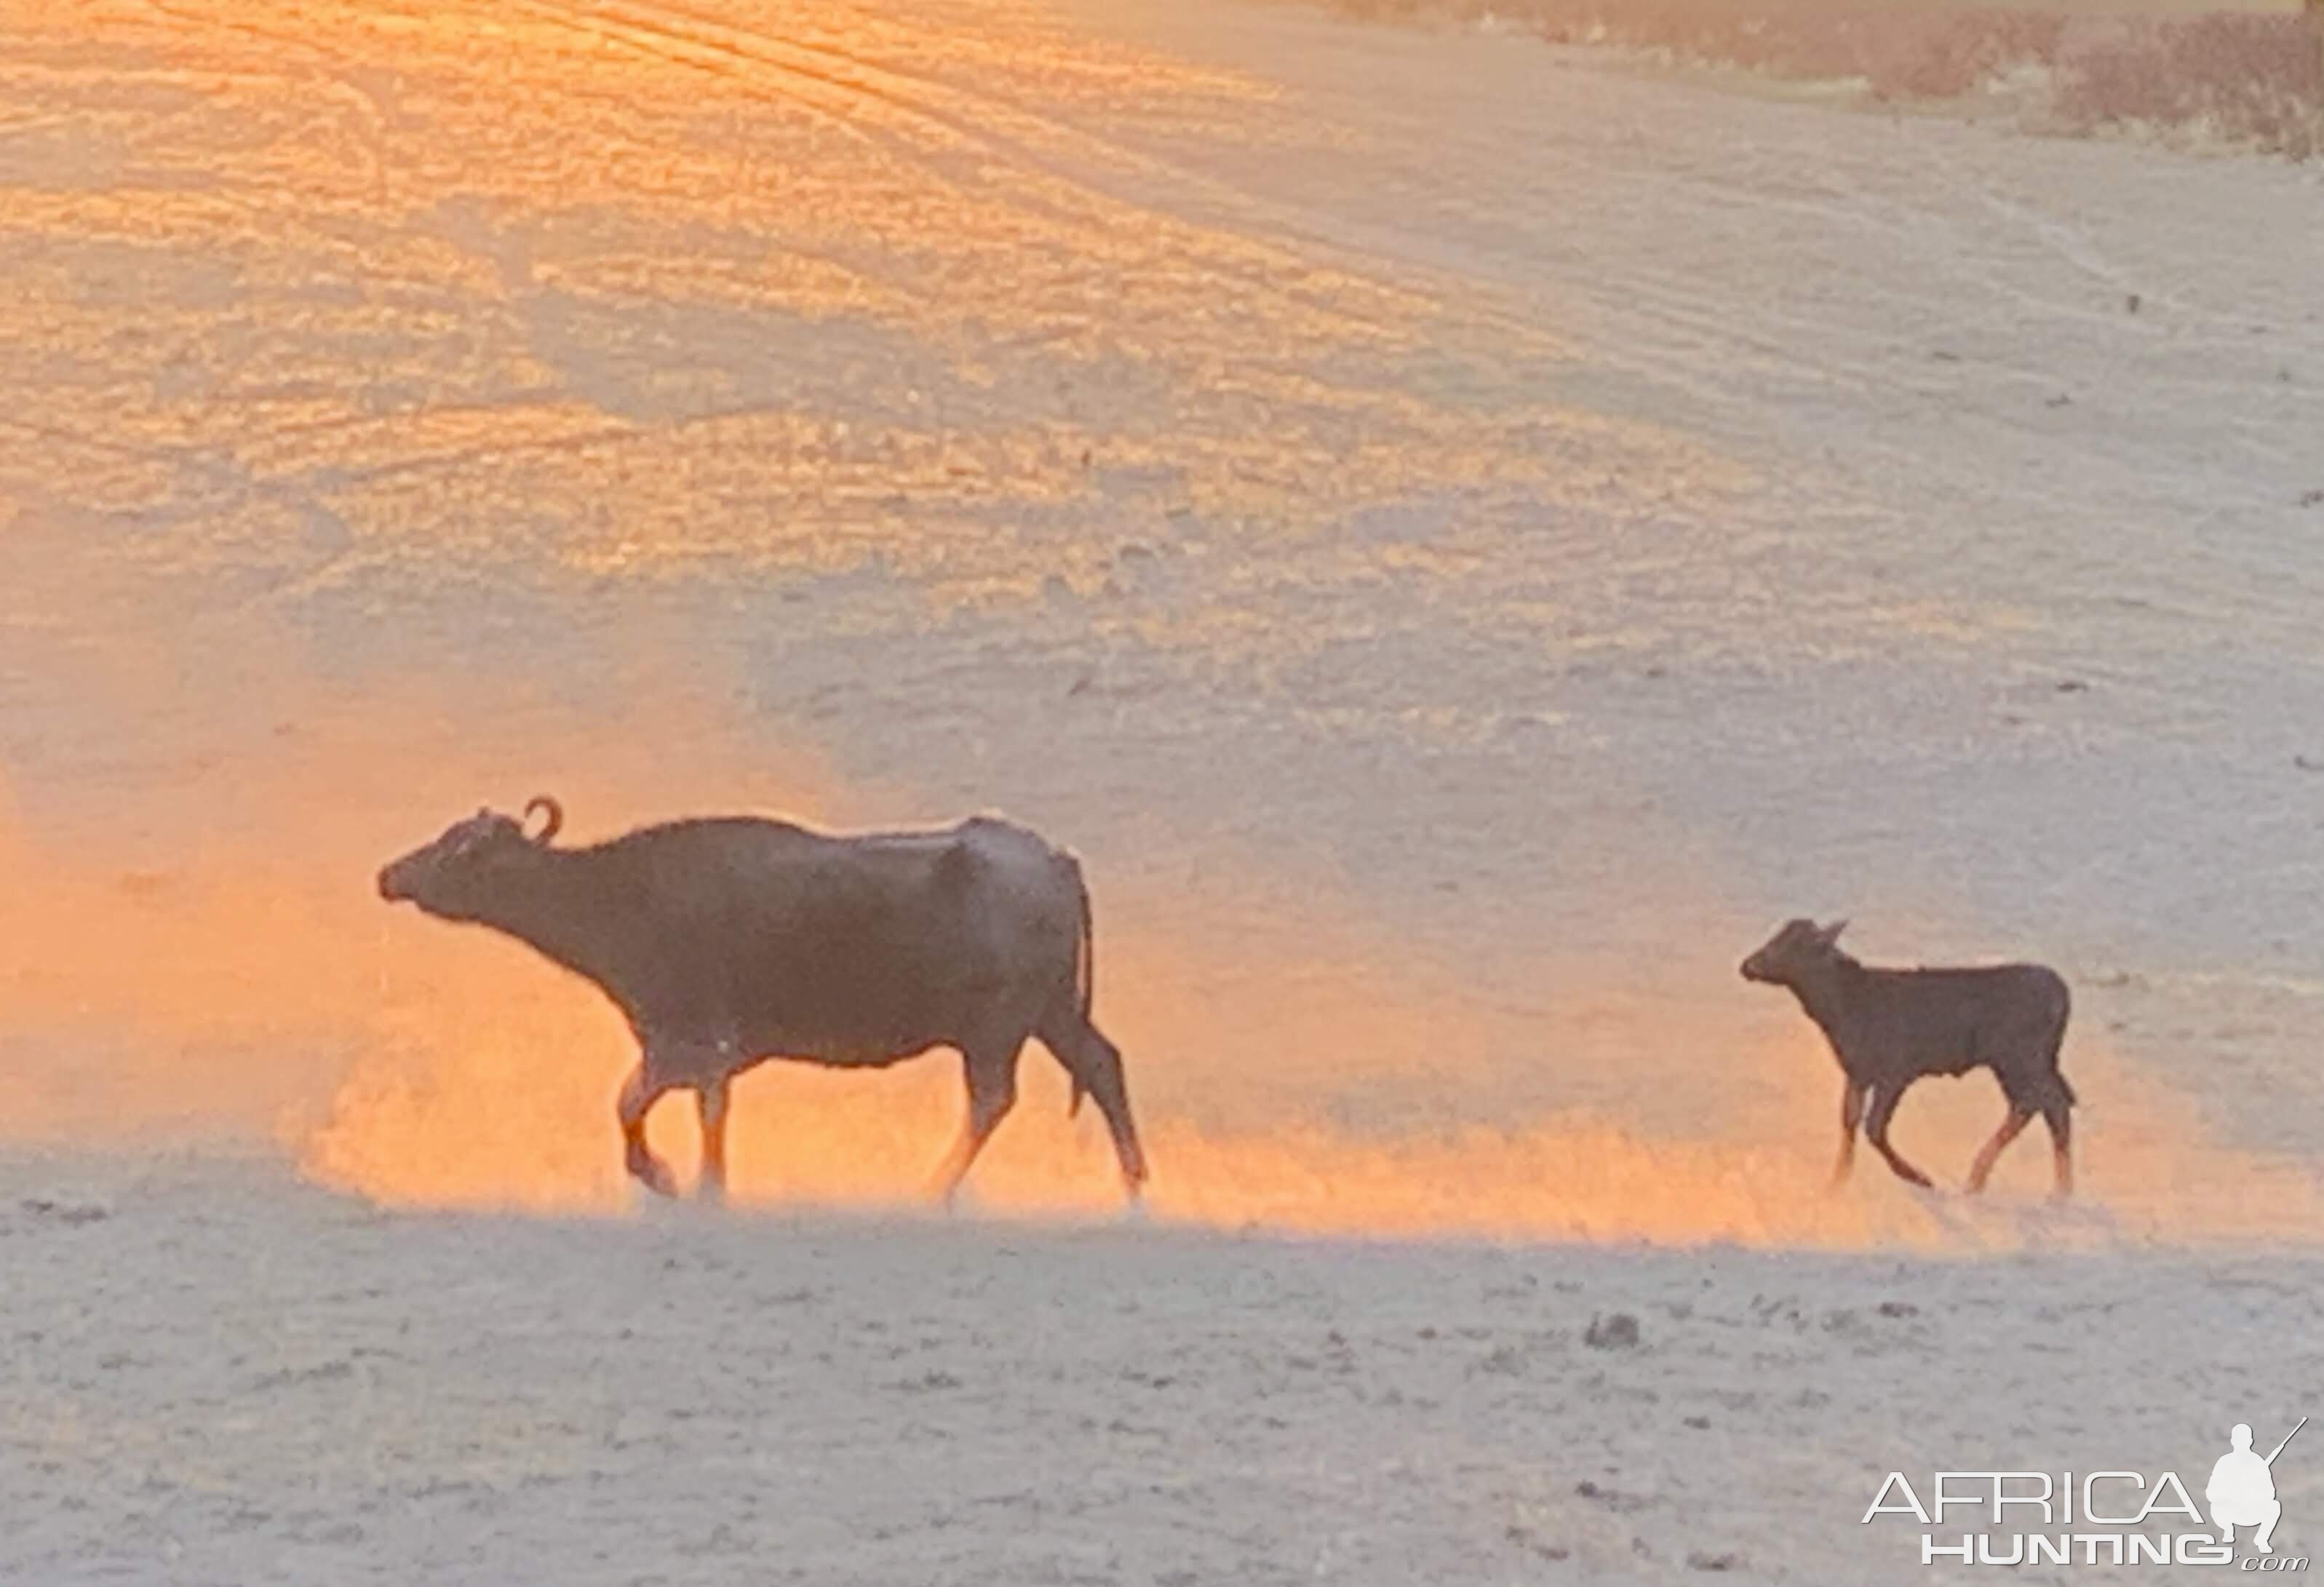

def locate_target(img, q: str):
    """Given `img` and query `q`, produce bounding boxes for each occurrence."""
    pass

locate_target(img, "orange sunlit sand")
[2,713,2310,1254]
[0,629,2314,1256]
[9,0,2324,1576]
[295,998,2324,1252]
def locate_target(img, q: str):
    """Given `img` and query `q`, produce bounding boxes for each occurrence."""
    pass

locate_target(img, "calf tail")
[1067,853,1094,1118]
[2046,972,2075,1108]
[1073,855,1094,1026]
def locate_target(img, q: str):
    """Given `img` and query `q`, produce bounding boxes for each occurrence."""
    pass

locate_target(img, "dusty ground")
[3,0,2323,1579]
[9,1150,2324,1585]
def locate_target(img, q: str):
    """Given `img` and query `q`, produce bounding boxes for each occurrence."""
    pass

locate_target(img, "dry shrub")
[1861,13,2066,100]
[1517,1,2068,97]
[1334,0,2320,158]
[2054,15,2323,157]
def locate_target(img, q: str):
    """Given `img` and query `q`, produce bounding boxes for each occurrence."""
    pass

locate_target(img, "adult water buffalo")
[378,798,1148,1205]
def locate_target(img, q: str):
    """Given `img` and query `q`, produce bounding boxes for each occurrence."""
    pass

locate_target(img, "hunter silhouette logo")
[2210,1418,2304,1556]
[1863,1416,2311,1568]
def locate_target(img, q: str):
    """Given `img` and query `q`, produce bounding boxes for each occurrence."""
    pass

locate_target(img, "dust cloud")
[302,920,2324,1253]
[2,661,2313,1254]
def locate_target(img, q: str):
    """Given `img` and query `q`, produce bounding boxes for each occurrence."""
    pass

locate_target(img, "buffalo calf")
[1741,918,2075,1198]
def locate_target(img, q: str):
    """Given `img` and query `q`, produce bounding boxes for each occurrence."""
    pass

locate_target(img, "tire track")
[520,0,1504,354]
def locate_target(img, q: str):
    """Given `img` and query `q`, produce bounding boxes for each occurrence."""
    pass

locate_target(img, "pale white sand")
[8,1150,2323,1586]
[3,0,2323,1579]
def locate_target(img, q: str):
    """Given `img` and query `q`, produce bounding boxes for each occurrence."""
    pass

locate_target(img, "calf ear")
[1816,918,1850,947]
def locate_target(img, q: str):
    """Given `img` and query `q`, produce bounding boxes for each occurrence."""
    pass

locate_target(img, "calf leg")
[1966,1105,2033,1194]
[696,1077,731,1205]
[1863,1084,1934,1189]
[616,1062,679,1198]
[929,1038,1024,1206]
[1830,1081,1867,1190]
[2042,1098,2073,1200]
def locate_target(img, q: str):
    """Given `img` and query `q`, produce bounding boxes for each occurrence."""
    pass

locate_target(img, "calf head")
[378,796,562,919]
[1740,917,1847,985]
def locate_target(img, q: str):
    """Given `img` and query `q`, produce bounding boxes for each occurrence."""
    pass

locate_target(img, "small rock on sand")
[1585,1311,1640,1349]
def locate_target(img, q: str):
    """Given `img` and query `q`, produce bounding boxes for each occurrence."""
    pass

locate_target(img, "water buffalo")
[378,798,1148,1205]
[1741,918,2075,1198]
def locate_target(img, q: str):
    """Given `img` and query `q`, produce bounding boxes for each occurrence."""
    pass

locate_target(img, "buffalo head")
[1740,916,1847,985]
[378,796,563,918]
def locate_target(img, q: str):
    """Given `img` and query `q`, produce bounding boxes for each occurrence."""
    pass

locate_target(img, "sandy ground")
[9,1150,2324,1586]
[4,0,2324,1579]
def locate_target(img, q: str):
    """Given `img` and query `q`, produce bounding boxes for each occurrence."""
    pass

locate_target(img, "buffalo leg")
[1047,1017,1147,1197]
[1966,1105,2033,1194]
[1830,1081,1867,1190]
[2042,1099,2073,1200]
[696,1077,731,1204]
[616,1062,679,1198]
[929,1041,1023,1206]
[1863,1084,1934,1189]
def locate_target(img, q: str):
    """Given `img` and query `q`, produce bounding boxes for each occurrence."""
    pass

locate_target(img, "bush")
[1315,0,2323,159]
[2054,15,2323,158]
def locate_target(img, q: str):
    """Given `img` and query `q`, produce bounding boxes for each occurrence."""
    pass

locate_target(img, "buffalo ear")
[1815,918,1850,947]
